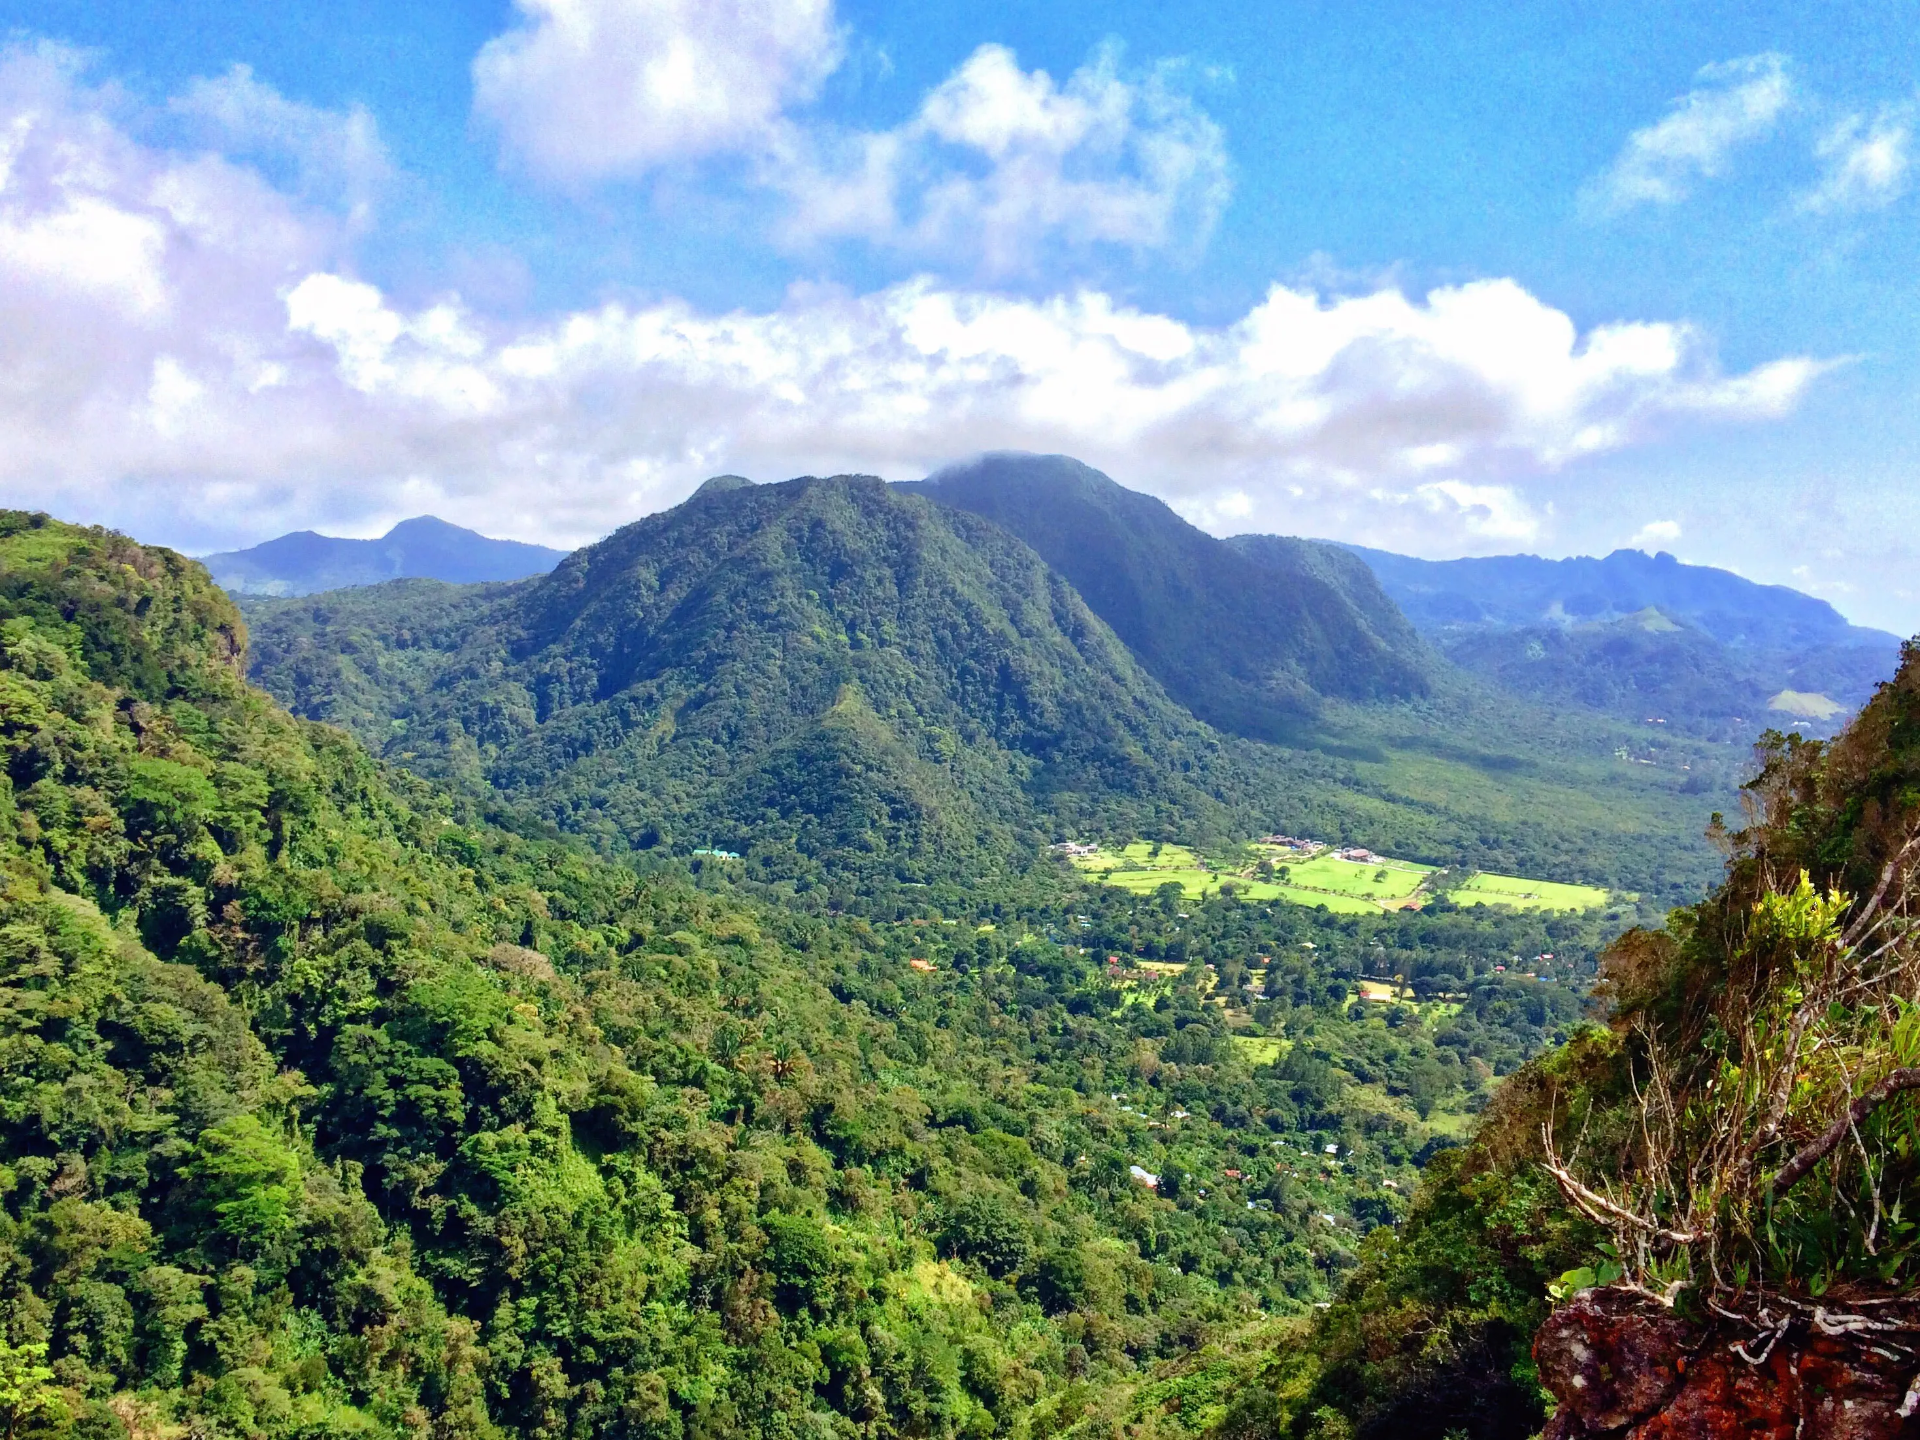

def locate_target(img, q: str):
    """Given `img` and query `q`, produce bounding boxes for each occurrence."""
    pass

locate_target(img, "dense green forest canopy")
[0,510,1668,1440]
[236,474,1739,902]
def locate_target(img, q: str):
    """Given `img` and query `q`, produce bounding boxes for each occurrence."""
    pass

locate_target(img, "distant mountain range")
[202,515,566,595]
[1344,545,1903,739]
[1347,545,1896,651]
[216,469,1905,756]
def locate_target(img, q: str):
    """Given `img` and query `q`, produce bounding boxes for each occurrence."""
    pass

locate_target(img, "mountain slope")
[238,474,1744,901]
[240,474,1269,882]
[202,514,566,595]
[901,453,1430,741]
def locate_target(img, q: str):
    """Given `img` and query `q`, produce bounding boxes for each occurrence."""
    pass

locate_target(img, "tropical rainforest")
[2,470,1909,1440]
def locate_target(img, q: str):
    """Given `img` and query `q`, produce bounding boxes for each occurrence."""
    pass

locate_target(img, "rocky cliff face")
[1536,1287,1920,1438]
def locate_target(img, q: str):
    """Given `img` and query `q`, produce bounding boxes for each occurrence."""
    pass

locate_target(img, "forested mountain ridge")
[202,516,565,597]
[237,475,1739,899]
[901,454,1430,741]
[0,507,1660,1440]
[1342,543,1901,739]
[236,473,1268,885]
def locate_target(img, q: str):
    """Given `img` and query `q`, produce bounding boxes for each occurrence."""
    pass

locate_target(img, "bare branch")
[1539,1130,1701,1245]
[1771,1067,1920,1196]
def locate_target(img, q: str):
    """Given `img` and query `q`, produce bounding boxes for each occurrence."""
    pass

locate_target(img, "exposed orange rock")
[1537,1287,1920,1439]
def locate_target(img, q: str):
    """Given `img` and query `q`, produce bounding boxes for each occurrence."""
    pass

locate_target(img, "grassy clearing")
[1077,841,1202,873]
[1272,884,1380,914]
[1069,833,1607,917]
[1098,867,1216,896]
[1282,854,1432,900]
[1452,872,1609,911]
[1231,1036,1286,1066]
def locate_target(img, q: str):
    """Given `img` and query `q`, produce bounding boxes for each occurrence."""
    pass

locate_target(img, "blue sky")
[2,0,1918,629]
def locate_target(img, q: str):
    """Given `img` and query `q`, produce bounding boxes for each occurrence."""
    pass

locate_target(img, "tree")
[0,1340,58,1440]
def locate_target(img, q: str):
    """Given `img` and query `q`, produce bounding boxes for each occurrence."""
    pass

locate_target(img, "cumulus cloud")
[170,64,391,225]
[1631,518,1683,548]
[0,40,1828,559]
[770,43,1230,274]
[1801,104,1912,212]
[1587,54,1791,213]
[0,42,359,537]
[472,0,842,184]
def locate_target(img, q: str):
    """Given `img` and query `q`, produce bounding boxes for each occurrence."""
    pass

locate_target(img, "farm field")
[1451,872,1610,911]
[1279,853,1433,901]
[1067,837,1610,914]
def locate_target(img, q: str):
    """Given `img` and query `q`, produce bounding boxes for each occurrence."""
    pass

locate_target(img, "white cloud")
[771,43,1230,273]
[1413,482,1546,544]
[0,43,368,533]
[1801,105,1912,212]
[1587,54,1791,213]
[472,0,842,184]
[171,65,391,226]
[1631,518,1682,548]
[0,42,1828,562]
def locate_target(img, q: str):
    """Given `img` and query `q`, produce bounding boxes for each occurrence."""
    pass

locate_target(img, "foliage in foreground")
[1210,646,1920,1440]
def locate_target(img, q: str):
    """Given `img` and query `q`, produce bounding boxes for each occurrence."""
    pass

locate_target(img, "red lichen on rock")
[1537,1287,1920,1439]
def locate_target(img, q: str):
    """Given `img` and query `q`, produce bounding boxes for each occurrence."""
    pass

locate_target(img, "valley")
[0,468,1905,1440]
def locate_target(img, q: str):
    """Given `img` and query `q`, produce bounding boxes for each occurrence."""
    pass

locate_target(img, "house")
[1129,1165,1160,1189]
[1049,842,1100,857]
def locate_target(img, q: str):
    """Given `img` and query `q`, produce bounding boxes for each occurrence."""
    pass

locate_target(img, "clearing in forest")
[1449,872,1610,910]
[1064,838,1609,914]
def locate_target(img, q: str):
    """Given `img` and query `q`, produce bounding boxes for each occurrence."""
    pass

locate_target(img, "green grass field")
[1075,841,1202,873]
[1451,872,1609,911]
[1281,854,1433,901]
[1070,837,1607,915]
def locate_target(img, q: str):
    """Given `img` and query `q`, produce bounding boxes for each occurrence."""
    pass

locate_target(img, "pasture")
[1281,854,1433,901]
[1066,835,1606,917]
[1451,872,1609,911]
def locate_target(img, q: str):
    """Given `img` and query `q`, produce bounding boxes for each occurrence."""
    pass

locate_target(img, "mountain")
[238,473,1273,884]
[237,472,1747,901]
[1346,544,1897,650]
[900,453,1430,741]
[201,514,566,595]
[1341,544,1904,738]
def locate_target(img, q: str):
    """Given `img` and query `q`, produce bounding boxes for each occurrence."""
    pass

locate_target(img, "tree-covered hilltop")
[237,474,1736,900]
[240,473,1265,884]
[0,508,1646,1440]
[1186,646,1920,1440]
[903,454,1430,739]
